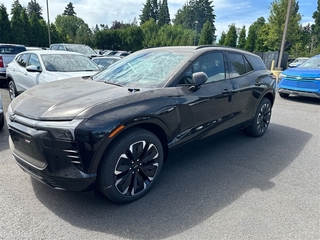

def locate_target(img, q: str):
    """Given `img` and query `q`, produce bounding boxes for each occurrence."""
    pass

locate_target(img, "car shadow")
[30,123,311,239]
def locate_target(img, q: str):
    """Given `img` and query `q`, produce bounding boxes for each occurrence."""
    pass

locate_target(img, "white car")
[288,57,309,68]
[6,50,101,100]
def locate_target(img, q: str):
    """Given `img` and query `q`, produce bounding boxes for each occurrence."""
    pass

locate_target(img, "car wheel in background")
[98,127,164,203]
[8,80,18,101]
[279,92,290,98]
[245,98,272,137]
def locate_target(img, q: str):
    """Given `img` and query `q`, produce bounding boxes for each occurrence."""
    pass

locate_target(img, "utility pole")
[277,0,292,69]
[46,0,51,47]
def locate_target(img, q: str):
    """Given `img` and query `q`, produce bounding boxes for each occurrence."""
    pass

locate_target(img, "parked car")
[92,56,122,69]
[288,57,309,68]
[6,46,276,203]
[114,51,130,57]
[0,93,4,130]
[0,44,26,86]
[50,43,100,58]
[6,50,101,100]
[278,54,320,99]
[103,50,118,56]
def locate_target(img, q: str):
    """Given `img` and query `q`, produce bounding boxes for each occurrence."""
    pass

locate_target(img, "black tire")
[245,98,272,137]
[0,116,4,130]
[97,127,164,203]
[8,80,18,101]
[279,92,289,98]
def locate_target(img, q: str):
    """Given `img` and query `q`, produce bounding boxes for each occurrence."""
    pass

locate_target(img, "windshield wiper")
[104,81,123,87]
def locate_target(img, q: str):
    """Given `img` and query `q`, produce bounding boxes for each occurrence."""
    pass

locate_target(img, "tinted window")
[17,53,30,67]
[0,46,26,54]
[179,52,226,84]
[246,55,267,70]
[58,45,65,50]
[229,53,247,77]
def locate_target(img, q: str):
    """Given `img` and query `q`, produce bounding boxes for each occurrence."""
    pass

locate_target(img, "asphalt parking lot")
[0,86,319,239]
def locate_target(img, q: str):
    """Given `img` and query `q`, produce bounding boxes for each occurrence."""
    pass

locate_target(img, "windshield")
[92,50,191,88]
[41,54,100,72]
[299,57,320,69]
[65,45,96,55]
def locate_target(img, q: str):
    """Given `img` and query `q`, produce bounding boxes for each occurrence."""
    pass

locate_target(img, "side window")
[229,53,246,78]
[17,53,30,68]
[244,56,253,73]
[246,55,267,70]
[50,45,58,50]
[28,54,41,70]
[178,52,226,84]
[58,45,65,51]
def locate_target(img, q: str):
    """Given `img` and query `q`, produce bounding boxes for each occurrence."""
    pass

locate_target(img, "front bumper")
[278,88,320,99]
[7,118,97,192]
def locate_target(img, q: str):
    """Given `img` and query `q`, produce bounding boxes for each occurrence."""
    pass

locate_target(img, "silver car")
[6,50,101,100]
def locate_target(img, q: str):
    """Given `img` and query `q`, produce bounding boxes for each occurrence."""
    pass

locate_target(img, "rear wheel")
[8,80,18,101]
[245,98,272,137]
[279,92,289,98]
[98,127,164,203]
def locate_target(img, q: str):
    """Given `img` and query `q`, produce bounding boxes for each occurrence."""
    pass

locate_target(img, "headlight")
[278,73,287,83]
[35,119,84,141]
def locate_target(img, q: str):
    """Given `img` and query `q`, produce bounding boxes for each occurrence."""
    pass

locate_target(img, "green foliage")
[224,24,237,47]
[0,4,12,43]
[311,0,320,54]
[174,0,216,40]
[55,14,91,43]
[266,0,301,51]
[218,31,226,45]
[63,2,76,16]
[158,0,171,26]
[119,26,144,51]
[244,17,266,52]
[27,0,42,19]
[199,20,213,45]
[140,19,160,47]
[237,26,246,49]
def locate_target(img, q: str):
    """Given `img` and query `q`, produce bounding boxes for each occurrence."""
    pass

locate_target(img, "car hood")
[10,78,147,121]
[39,71,99,83]
[283,68,320,78]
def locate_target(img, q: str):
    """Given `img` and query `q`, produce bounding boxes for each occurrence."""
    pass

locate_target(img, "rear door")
[226,52,264,127]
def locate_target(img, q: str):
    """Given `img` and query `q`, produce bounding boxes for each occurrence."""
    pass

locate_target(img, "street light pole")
[194,21,198,46]
[277,0,292,69]
[46,0,51,47]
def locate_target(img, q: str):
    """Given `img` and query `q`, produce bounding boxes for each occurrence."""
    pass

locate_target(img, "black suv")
[7,46,276,203]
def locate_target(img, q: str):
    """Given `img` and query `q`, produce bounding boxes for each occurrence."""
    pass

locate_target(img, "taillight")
[0,56,4,68]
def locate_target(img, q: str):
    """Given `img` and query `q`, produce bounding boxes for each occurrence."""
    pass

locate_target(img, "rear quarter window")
[246,55,267,70]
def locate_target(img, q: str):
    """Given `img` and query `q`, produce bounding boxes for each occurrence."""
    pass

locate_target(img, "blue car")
[278,54,320,99]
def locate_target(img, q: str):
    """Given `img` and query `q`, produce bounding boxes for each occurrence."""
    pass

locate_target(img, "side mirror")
[189,72,208,92]
[26,65,42,72]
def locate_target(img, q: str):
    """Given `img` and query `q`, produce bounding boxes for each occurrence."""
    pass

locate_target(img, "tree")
[218,31,226,45]
[140,18,160,47]
[63,2,76,16]
[237,26,246,49]
[11,2,24,44]
[158,0,170,26]
[244,17,266,52]
[266,0,301,51]
[27,0,42,19]
[119,26,144,51]
[311,0,320,54]
[55,14,91,43]
[140,0,159,24]
[224,23,237,47]
[0,4,12,43]
[173,0,216,41]
[199,20,213,45]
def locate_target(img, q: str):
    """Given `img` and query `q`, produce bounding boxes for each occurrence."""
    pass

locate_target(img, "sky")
[1,0,317,38]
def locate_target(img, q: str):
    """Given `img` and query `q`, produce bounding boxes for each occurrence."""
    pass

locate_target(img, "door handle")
[222,89,232,94]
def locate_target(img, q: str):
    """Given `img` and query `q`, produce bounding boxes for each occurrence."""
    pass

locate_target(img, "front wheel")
[8,80,18,101]
[245,98,272,137]
[97,127,164,203]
